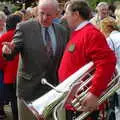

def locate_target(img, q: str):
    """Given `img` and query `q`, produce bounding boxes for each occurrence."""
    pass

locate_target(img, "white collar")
[110,30,119,35]
[75,21,89,31]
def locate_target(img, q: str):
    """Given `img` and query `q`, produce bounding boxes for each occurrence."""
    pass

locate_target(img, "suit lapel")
[53,24,61,57]
[32,21,47,56]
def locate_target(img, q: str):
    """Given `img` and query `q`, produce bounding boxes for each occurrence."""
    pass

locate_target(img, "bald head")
[37,0,59,27]
[38,0,59,11]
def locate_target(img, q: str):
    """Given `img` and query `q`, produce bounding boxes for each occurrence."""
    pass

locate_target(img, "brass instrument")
[27,62,93,120]
[53,67,120,120]
[25,62,120,120]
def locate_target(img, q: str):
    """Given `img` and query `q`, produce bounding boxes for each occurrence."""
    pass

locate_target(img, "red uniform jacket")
[0,29,19,84]
[58,23,116,97]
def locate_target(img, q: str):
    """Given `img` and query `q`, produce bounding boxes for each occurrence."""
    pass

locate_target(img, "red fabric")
[58,23,116,97]
[0,29,19,84]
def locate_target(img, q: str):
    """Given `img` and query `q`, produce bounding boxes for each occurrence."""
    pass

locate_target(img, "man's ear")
[73,11,80,18]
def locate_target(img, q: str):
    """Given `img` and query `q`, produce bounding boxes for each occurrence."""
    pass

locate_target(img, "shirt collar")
[110,30,119,35]
[42,25,53,31]
[75,21,90,31]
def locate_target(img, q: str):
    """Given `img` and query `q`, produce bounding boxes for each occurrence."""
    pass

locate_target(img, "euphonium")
[26,62,120,120]
[27,62,94,120]
[53,67,120,120]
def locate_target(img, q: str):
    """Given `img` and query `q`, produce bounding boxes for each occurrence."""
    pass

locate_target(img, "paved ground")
[4,105,13,120]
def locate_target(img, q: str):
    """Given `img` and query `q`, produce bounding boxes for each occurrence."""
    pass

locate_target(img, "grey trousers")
[17,98,37,120]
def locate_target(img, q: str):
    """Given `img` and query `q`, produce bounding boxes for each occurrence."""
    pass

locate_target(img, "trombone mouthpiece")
[41,78,63,93]
[41,78,47,85]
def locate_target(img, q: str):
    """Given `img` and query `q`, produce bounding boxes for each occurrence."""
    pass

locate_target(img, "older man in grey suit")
[2,0,68,119]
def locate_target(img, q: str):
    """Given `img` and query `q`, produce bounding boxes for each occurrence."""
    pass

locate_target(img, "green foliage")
[0,0,11,2]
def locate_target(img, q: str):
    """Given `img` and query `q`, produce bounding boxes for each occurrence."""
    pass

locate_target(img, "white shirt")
[75,21,89,31]
[107,30,120,73]
[42,25,56,55]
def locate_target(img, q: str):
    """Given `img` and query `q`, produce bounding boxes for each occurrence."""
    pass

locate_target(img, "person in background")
[31,6,38,18]
[53,8,61,24]
[114,6,120,30]
[2,0,68,119]
[0,11,7,119]
[100,16,120,120]
[3,6,11,16]
[101,17,120,64]
[0,11,6,36]
[90,2,115,31]
[109,4,116,18]
[23,9,33,21]
[14,11,24,21]
[58,1,116,120]
[0,14,22,120]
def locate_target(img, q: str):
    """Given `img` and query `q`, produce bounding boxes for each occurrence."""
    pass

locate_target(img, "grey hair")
[0,11,7,21]
[38,0,59,11]
[96,2,108,11]
[115,6,120,19]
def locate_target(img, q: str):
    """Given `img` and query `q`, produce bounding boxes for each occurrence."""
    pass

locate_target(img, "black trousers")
[7,84,18,120]
[106,93,117,120]
[0,84,18,120]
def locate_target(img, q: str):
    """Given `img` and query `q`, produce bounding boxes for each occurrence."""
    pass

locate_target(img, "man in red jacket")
[58,1,116,120]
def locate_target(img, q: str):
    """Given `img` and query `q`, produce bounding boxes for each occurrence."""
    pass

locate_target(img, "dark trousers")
[106,93,117,120]
[0,84,18,120]
[66,110,99,120]
[11,97,18,120]
[7,84,18,120]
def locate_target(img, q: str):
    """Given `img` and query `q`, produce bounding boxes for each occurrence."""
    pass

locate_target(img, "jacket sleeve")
[3,24,24,61]
[86,31,116,97]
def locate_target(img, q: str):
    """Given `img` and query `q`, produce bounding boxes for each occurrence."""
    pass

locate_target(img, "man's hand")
[80,92,99,112]
[2,41,15,54]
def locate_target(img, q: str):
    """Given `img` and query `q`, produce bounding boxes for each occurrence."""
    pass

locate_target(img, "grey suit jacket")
[4,19,68,102]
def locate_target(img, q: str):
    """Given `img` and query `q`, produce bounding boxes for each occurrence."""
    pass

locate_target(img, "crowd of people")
[0,0,120,120]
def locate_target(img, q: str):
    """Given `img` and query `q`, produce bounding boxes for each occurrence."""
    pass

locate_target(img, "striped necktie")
[45,28,53,57]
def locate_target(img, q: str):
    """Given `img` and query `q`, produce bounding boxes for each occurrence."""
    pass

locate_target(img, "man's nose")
[43,14,48,20]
